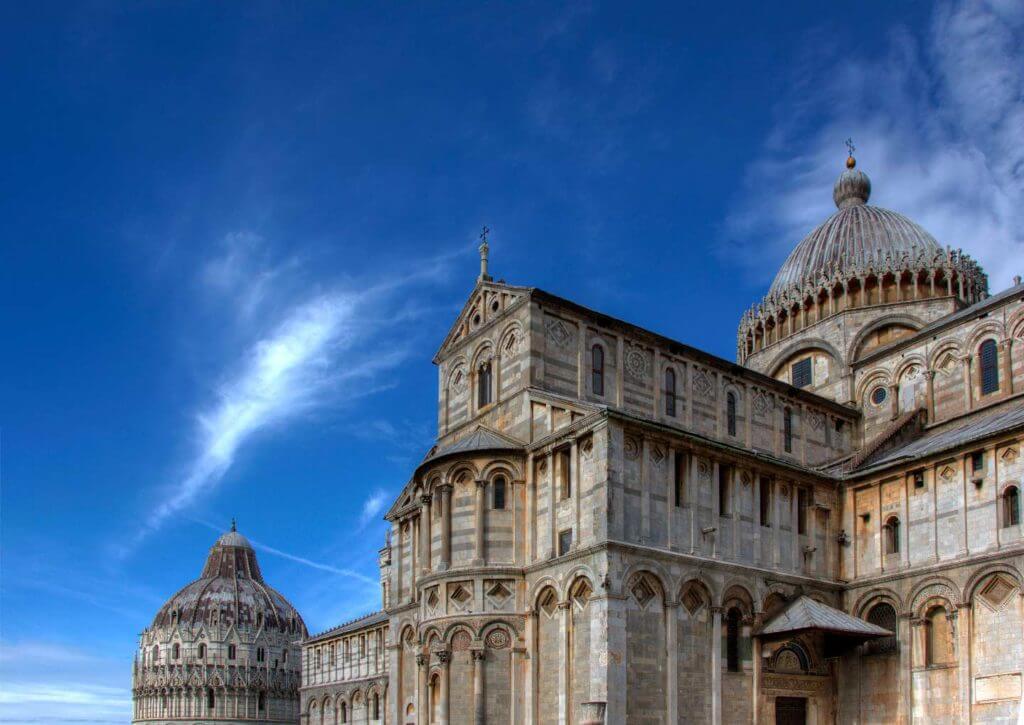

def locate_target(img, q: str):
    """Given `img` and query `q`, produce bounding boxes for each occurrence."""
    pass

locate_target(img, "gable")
[433,281,532,363]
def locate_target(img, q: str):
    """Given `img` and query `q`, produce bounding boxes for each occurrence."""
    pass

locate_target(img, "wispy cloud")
[358,489,389,529]
[724,0,1024,291]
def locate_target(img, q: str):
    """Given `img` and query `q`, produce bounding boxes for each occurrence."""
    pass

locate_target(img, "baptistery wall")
[133,527,306,723]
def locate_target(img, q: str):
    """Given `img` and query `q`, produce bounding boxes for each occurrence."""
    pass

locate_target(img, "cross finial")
[477,226,492,282]
[230,517,236,532]
[845,138,857,168]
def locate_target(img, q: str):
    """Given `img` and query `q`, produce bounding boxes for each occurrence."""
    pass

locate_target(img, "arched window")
[979,339,999,395]
[726,392,737,437]
[340,702,347,722]
[884,516,900,554]
[198,643,205,659]
[783,407,793,453]
[258,692,266,711]
[256,612,263,629]
[315,649,321,668]
[171,643,179,659]
[283,649,288,663]
[725,608,742,672]
[591,345,605,396]
[151,645,159,663]
[925,606,952,665]
[477,361,493,407]
[373,693,380,719]
[664,368,676,417]
[1003,486,1020,528]
[257,647,265,663]
[865,602,898,654]
[227,644,236,660]
[493,476,506,510]
[207,689,215,709]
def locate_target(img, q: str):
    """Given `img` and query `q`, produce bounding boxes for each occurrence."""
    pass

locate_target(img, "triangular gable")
[757,595,891,638]
[433,281,533,363]
[848,408,926,471]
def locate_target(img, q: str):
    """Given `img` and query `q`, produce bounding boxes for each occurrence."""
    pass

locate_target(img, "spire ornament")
[478,225,492,282]
[845,138,856,168]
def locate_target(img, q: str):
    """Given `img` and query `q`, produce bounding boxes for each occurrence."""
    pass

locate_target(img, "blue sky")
[1,1,1021,721]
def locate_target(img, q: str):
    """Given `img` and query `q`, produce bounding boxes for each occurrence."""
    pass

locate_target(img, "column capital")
[710,606,724,615]
[475,478,488,488]
[415,654,428,667]
[471,649,486,661]
[420,494,432,505]
[436,650,451,665]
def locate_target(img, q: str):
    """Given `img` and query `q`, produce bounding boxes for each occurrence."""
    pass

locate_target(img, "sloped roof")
[853,399,1024,476]
[758,596,891,638]
[305,610,388,645]
[421,425,524,465]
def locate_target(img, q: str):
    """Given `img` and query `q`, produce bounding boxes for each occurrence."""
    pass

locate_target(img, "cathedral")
[135,154,1024,724]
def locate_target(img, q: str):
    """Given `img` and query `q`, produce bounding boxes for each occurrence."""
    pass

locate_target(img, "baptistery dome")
[768,163,942,295]
[152,528,304,634]
[132,525,307,724]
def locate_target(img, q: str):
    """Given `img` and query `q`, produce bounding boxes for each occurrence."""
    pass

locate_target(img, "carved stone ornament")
[545,317,575,348]
[580,437,594,459]
[1000,447,1018,463]
[624,436,640,461]
[939,465,956,482]
[808,411,824,431]
[450,367,468,394]
[651,444,667,465]
[485,629,511,649]
[753,390,770,417]
[692,367,714,399]
[697,458,711,481]
[625,345,649,380]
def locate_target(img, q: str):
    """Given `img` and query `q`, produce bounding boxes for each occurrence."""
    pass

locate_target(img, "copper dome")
[151,527,306,636]
[768,165,942,295]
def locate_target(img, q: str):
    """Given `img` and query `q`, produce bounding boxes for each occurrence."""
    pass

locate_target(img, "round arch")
[847,314,925,362]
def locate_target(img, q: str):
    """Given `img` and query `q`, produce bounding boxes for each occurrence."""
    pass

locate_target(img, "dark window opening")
[557,448,572,500]
[797,488,808,535]
[725,608,741,672]
[913,471,925,489]
[718,464,731,515]
[791,358,812,388]
[726,392,737,437]
[558,529,573,556]
[971,451,985,475]
[759,477,772,527]
[1003,486,1020,528]
[674,452,685,508]
[884,517,900,554]
[664,368,676,417]
[980,339,999,395]
[783,407,793,453]
[591,345,604,396]
[493,476,506,510]
[208,689,215,709]
[477,361,493,407]
[228,644,236,660]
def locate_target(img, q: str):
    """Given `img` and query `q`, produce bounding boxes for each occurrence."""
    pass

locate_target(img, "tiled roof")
[305,610,388,644]
[854,399,1024,475]
[758,596,891,638]
[422,426,524,464]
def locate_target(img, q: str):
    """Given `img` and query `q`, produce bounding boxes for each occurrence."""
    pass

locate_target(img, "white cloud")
[724,0,1024,293]
[358,489,389,529]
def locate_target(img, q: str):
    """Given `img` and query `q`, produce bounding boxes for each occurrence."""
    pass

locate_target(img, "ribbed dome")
[151,527,306,635]
[769,164,942,294]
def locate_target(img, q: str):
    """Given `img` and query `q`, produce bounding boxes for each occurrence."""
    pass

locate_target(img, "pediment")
[433,281,531,363]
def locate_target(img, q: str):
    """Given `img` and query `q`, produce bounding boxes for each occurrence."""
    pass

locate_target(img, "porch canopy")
[756,595,893,656]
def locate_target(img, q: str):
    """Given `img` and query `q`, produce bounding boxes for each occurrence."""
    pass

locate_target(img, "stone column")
[559,601,571,725]
[473,479,486,566]
[547,452,556,559]
[526,455,536,563]
[396,523,405,603]
[665,601,678,723]
[925,370,936,422]
[438,651,451,725]
[889,382,900,420]
[710,606,722,725]
[416,654,428,724]
[955,605,971,724]
[439,485,451,571]
[999,339,1013,395]
[524,609,537,724]
[898,613,913,722]
[420,494,432,575]
[961,355,973,411]
[472,649,486,725]
[752,634,762,725]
